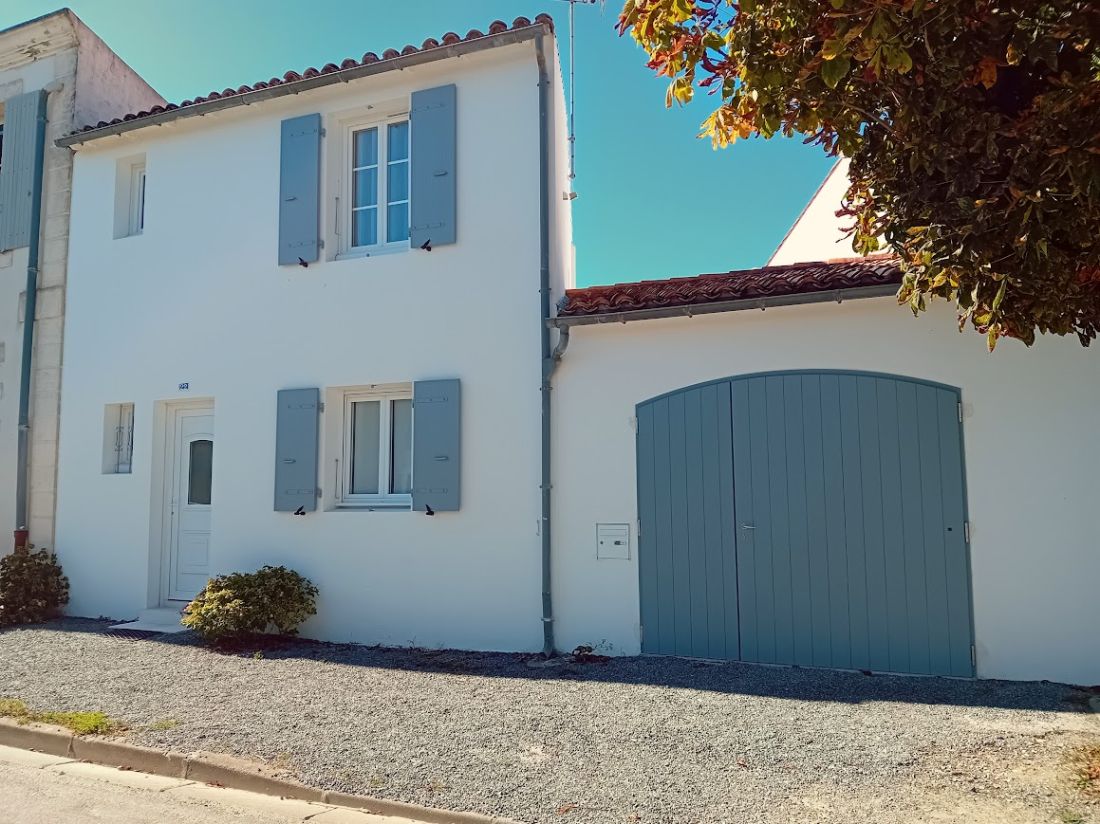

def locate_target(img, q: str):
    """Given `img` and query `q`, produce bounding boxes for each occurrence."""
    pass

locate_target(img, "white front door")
[165,406,214,602]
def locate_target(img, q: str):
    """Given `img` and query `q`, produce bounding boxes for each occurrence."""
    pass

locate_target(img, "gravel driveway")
[1,620,1097,824]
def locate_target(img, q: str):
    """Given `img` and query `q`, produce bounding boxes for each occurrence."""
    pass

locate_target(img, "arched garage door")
[636,371,974,677]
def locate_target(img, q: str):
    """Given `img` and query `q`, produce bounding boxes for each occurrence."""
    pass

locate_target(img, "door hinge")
[970,644,976,668]
[318,401,325,413]
[964,522,970,543]
[958,401,963,423]
[639,623,643,643]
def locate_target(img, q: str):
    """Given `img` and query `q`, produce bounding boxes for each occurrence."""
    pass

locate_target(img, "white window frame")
[338,113,410,258]
[338,384,413,509]
[102,402,135,475]
[128,162,146,236]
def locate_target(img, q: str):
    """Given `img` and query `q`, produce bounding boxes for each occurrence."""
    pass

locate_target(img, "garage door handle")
[739,523,756,530]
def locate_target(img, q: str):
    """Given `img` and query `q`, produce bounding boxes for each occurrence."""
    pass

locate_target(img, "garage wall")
[552,297,1100,685]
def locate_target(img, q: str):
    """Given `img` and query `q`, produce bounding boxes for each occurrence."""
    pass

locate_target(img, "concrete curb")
[0,718,521,824]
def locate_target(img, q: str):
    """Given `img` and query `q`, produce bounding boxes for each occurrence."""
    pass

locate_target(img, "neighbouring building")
[51,14,1098,686]
[0,10,161,553]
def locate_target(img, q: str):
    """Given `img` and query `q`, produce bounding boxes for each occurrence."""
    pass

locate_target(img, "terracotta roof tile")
[558,258,902,317]
[76,14,554,134]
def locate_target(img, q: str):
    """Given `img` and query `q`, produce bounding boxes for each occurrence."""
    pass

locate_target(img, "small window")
[339,385,413,507]
[102,403,135,474]
[346,119,410,252]
[113,154,147,239]
[129,163,146,235]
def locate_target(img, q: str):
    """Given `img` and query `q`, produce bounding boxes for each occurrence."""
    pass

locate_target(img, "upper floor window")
[129,162,146,236]
[113,154,147,239]
[348,119,409,251]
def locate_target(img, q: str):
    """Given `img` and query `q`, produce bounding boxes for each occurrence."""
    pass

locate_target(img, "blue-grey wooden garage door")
[636,371,974,677]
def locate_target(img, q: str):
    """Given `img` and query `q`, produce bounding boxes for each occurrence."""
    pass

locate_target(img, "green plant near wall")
[0,546,70,627]
[182,565,318,644]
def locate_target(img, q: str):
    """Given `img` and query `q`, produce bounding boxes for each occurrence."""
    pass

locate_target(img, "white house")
[0,10,160,553]
[53,14,1097,686]
[55,16,572,653]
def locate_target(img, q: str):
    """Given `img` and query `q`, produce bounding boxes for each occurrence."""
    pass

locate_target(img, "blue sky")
[2,0,836,287]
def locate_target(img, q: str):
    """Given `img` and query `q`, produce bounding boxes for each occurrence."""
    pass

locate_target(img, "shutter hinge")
[958,401,963,423]
[964,522,970,543]
[320,127,327,138]
[318,238,325,249]
[318,401,325,413]
[316,487,322,498]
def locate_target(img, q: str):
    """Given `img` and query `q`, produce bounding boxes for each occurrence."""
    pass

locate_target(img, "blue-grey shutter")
[412,379,460,512]
[278,114,322,265]
[0,90,47,252]
[410,85,456,249]
[274,388,320,512]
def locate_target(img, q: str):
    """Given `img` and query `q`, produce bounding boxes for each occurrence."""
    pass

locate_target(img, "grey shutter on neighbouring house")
[278,114,322,265]
[412,379,460,512]
[274,388,320,512]
[0,90,47,252]
[410,85,456,249]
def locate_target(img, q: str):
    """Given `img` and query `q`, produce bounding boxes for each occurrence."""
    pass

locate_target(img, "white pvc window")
[102,403,135,474]
[341,387,413,507]
[348,120,410,250]
[128,163,146,236]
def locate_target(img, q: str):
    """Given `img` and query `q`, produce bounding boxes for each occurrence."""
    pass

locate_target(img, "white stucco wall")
[768,159,853,265]
[56,38,571,651]
[552,299,1100,685]
[0,11,160,552]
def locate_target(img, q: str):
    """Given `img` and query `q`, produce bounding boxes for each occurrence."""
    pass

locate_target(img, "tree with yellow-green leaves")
[619,0,1099,348]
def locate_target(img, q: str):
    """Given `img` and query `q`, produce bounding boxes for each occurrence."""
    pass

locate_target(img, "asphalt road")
[0,747,409,824]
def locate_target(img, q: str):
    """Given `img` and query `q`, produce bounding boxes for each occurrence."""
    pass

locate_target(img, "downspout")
[536,31,570,657]
[13,90,50,551]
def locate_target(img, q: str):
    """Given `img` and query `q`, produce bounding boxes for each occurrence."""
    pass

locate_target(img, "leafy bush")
[0,546,70,627]
[620,0,1100,348]
[182,565,318,644]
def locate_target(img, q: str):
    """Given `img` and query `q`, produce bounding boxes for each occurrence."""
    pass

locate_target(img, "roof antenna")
[555,0,603,201]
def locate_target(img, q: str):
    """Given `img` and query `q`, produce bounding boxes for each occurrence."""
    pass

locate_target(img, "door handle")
[739,523,756,530]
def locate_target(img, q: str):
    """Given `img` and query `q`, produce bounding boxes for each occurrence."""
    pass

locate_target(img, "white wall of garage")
[551,297,1100,685]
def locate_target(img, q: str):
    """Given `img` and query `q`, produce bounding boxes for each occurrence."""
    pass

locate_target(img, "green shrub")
[182,565,318,644]
[0,546,69,627]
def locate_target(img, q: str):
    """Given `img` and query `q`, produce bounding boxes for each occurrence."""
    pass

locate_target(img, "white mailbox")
[596,523,631,560]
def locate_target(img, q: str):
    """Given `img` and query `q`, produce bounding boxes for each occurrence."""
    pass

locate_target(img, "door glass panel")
[350,401,381,494]
[188,439,213,505]
[390,398,413,494]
